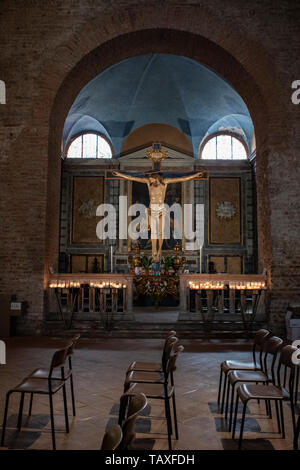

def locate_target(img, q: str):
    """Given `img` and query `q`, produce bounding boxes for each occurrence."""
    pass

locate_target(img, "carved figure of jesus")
[112,170,205,262]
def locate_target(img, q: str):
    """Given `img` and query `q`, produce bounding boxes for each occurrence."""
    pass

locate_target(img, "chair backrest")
[165,344,184,376]
[261,336,283,382]
[48,343,71,388]
[162,336,179,370]
[67,333,81,357]
[162,333,177,357]
[277,345,297,397]
[119,393,147,450]
[101,424,122,450]
[254,329,270,346]
[50,345,71,372]
[252,329,270,368]
[167,330,176,338]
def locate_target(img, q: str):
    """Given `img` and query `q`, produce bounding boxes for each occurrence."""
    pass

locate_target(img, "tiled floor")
[0,337,298,450]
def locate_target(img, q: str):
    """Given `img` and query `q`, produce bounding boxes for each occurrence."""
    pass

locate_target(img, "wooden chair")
[123,345,184,450]
[218,329,270,413]
[28,334,80,416]
[1,344,71,450]
[232,344,297,450]
[225,335,283,431]
[126,330,177,374]
[100,424,122,450]
[118,393,147,450]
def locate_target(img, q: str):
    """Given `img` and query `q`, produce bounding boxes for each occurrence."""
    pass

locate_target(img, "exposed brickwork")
[0,1,299,334]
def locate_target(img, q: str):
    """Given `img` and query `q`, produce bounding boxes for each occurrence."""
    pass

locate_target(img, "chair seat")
[12,377,65,394]
[238,383,289,403]
[127,361,162,373]
[126,382,174,399]
[127,370,164,384]
[29,368,72,380]
[221,360,257,373]
[228,369,269,385]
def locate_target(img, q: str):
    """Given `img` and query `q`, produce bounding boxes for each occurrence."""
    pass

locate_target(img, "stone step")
[43,320,266,339]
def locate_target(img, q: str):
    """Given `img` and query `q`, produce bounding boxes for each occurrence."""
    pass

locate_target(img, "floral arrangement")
[144,278,169,308]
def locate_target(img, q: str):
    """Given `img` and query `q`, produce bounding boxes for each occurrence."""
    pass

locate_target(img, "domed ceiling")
[63,54,253,157]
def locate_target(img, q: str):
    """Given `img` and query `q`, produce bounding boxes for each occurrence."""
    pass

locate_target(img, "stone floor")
[0,337,298,451]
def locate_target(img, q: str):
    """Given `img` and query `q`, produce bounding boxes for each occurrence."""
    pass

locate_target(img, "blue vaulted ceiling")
[63,54,253,157]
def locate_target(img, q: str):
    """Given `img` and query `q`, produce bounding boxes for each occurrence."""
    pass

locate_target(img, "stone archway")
[22,5,290,333]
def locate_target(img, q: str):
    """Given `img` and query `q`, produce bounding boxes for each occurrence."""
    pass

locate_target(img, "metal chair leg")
[229,383,236,432]
[274,400,281,434]
[17,392,25,431]
[293,414,299,450]
[221,373,228,414]
[225,379,231,420]
[29,393,33,416]
[290,394,296,434]
[171,391,179,440]
[69,373,76,416]
[268,399,272,419]
[238,401,247,450]
[232,394,239,439]
[62,384,69,433]
[279,400,285,439]
[49,393,56,450]
[264,394,269,415]
[295,367,299,406]
[217,368,223,404]
[1,391,11,447]
[164,397,172,450]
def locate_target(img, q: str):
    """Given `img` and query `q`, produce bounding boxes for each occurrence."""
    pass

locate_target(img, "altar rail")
[48,274,133,323]
[48,273,267,316]
[179,273,267,321]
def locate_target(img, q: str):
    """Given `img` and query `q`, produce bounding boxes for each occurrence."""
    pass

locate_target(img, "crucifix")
[112,143,208,262]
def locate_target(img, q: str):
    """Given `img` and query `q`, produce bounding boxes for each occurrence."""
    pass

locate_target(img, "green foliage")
[162,255,174,272]
[141,255,152,271]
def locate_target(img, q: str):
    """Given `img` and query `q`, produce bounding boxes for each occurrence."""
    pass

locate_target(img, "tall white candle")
[199,246,202,273]
[110,246,113,273]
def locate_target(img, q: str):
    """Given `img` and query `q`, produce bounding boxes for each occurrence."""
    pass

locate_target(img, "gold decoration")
[172,242,186,273]
[146,143,168,166]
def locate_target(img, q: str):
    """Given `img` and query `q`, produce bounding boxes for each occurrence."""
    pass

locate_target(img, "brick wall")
[0,0,299,334]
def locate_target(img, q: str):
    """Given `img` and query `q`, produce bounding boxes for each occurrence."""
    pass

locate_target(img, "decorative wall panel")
[209,177,241,244]
[71,176,104,244]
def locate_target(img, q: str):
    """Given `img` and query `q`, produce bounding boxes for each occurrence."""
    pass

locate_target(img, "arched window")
[67,133,112,159]
[201,134,248,160]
